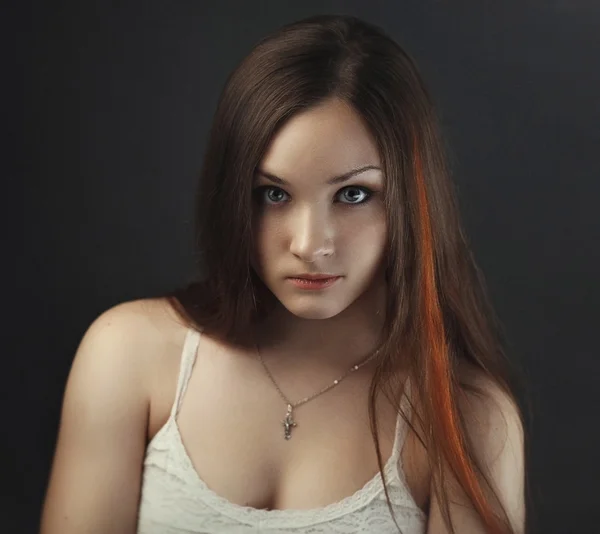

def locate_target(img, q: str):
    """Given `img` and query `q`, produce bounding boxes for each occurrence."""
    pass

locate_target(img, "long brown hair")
[161,14,532,534]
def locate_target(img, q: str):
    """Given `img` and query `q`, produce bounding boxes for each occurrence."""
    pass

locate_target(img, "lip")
[288,273,341,280]
[286,275,342,290]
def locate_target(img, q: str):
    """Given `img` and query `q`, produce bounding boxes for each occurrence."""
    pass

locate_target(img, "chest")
[147,336,431,514]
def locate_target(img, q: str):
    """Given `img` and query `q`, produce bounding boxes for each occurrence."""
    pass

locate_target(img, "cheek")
[341,212,387,256]
[250,215,281,273]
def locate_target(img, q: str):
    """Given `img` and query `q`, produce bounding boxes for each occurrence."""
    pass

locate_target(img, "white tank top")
[137,327,427,533]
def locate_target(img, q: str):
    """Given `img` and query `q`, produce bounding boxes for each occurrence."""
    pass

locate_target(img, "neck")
[254,275,387,372]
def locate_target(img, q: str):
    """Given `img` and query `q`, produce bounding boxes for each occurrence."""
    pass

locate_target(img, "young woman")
[40,14,529,534]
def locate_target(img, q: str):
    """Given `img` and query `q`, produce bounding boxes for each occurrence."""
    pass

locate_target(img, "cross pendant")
[282,404,297,440]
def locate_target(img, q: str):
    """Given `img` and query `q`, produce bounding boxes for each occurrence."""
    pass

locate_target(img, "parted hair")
[163,14,531,534]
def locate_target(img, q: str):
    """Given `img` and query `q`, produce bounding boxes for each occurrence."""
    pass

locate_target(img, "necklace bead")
[256,344,379,440]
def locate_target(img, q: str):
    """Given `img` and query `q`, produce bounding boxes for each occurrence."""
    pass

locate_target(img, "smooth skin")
[40,97,524,533]
[40,301,155,534]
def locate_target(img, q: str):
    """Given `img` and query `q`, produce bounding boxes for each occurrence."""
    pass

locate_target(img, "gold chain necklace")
[256,344,380,440]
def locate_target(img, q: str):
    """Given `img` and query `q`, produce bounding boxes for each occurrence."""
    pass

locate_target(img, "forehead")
[259,98,381,179]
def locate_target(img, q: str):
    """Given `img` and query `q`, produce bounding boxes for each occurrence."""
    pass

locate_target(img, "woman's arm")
[39,302,153,534]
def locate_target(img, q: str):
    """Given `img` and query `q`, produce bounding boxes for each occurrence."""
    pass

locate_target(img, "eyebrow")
[254,164,382,186]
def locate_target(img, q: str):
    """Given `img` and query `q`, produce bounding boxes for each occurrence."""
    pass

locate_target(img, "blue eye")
[251,186,289,205]
[338,186,372,204]
[252,186,373,206]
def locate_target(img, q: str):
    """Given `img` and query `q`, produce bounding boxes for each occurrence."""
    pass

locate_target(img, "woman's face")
[251,98,387,320]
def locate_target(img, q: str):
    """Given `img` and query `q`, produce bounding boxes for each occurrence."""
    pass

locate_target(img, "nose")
[289,204,335,263]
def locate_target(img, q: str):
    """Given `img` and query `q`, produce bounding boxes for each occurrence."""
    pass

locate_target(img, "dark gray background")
[5,1,599,532]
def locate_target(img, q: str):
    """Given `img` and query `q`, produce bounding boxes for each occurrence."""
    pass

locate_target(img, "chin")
[284,304,344,320]
[273,288,354,320]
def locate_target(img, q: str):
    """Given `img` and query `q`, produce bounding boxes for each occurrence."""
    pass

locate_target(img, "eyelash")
[252,185,375,207]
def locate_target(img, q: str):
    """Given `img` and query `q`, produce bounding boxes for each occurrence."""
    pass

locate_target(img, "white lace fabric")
[137,328,427,533]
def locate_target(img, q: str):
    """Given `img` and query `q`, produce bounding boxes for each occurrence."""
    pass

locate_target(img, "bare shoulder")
[97,296,187,340]
[54,296,189,442]
[424,366,526,532]
[107,298,194,437]
[67,296,191,439]
[456,361,525,468]
[88,297,189,369]
[39,297,189,534]
[457,361,521,415]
